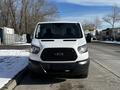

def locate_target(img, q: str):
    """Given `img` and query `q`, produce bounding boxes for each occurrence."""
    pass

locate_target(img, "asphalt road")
[14,42,120,90]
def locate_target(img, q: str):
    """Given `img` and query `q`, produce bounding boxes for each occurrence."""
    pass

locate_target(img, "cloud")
[55,16,110,30]
[55,13,107,29]
[57,13,105,21]
[53,0,120,6]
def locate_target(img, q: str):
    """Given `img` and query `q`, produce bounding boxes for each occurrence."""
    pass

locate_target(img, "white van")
[28,21,90,78]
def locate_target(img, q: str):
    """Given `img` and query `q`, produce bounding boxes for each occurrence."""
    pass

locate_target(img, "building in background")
[0,27,28,45]
[99,28,120,41]
[0,27,15,45]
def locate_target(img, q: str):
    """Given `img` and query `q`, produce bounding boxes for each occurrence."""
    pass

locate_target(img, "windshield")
[35,23,83,39]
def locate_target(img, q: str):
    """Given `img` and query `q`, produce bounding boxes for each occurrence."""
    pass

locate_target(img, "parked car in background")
[86,33,92,43]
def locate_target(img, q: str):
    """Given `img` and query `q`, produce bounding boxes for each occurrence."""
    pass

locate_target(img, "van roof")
[37,21,81,24]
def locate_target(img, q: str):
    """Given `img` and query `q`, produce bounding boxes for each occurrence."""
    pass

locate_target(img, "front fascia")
[30,38,89,63]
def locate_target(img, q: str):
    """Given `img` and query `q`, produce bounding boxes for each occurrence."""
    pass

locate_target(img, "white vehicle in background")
[28,21,90,78]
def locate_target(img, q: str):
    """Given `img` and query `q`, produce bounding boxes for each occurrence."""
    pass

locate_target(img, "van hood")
[32,39,86,48]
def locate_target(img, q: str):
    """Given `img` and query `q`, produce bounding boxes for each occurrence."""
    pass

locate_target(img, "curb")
[92,41,120,45]
[100,41,120,45]
[0,67,28,90]
[0,45,31,50]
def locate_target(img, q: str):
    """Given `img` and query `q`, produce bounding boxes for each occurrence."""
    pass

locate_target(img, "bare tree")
[18,0,58,34]
[0,0,58,36]
[94,17,102,30]
[93,17,102,39]
[103,5,120,40]
[0,0,10,27]
[82,20,95,31]
[7,0,18,33]
[82,17,102,31]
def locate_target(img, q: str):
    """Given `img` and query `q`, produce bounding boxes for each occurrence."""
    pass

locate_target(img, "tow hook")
[40,64,47,74]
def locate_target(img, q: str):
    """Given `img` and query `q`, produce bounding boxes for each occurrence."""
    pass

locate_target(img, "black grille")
[41,48,77,61]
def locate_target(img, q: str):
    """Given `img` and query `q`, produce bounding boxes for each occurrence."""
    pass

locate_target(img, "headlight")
[78,44,88,54]
[31,45,40,54]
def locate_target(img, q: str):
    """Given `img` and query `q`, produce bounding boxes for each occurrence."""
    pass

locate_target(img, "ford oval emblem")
[54,52,64,56]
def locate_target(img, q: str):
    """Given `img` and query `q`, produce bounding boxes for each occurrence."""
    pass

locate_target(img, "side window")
[35,25,40,38]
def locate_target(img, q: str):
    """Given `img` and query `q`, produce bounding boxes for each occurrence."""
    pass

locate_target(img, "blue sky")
[49,0,120,30]
[55,2,111,20]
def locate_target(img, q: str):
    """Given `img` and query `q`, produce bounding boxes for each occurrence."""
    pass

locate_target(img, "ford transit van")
[28,21,90,78]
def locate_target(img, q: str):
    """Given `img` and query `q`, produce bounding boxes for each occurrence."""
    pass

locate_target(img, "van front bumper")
[28,59,90,78]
